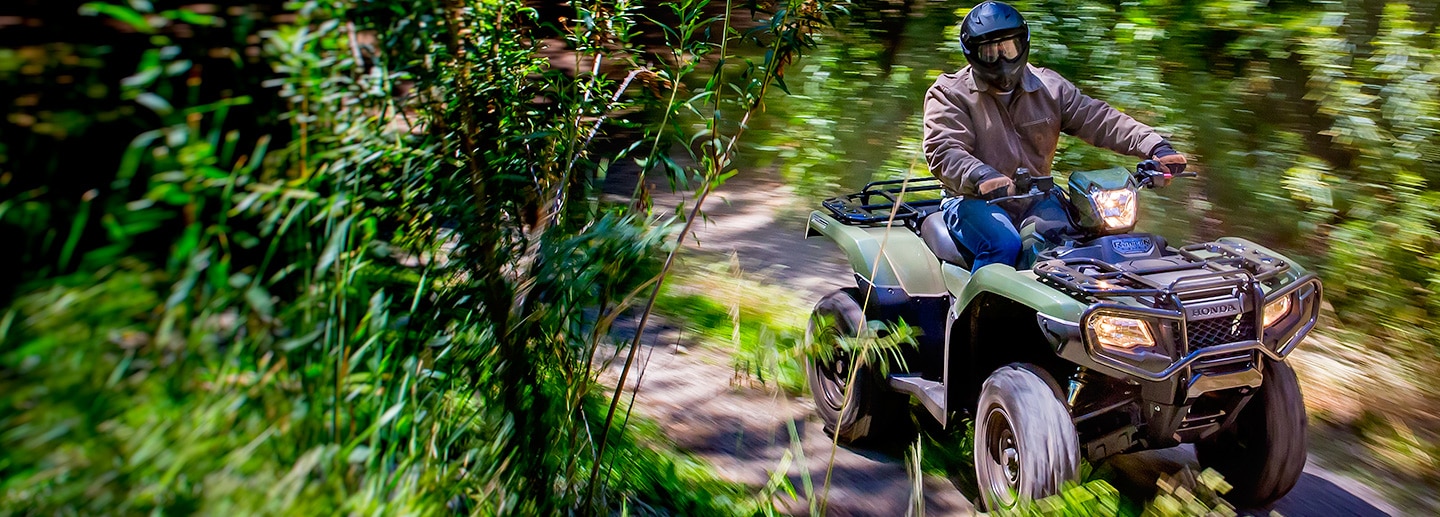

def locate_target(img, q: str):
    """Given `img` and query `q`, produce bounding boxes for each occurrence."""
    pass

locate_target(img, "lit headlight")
[1092,188,1138,229]
[1263,295,1292,327]
[1088,314,1155,351]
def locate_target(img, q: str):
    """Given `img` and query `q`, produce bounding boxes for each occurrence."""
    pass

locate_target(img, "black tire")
[804,288,902,444]
[1195,359,1307,508]
[974,364,1080,512]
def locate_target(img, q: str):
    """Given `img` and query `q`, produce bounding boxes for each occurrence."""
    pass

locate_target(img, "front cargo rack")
[821,176,945,233]
[1033,241,1290,305]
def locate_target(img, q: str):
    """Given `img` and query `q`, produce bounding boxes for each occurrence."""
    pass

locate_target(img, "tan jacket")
[922,64,1167,197]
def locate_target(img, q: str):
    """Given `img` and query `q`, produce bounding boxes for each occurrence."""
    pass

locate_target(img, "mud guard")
[955,264,1088,322]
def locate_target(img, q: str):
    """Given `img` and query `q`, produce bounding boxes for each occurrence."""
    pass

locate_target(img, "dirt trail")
[599,168,1399,516]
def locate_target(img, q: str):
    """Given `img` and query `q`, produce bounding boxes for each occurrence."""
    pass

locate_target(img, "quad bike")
[802,163,1320,511]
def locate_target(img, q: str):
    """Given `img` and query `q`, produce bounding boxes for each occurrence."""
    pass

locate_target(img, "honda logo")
[1188,301,1241,320]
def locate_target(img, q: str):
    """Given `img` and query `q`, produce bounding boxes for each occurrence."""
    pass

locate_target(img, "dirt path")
[598,336,973,516]
[600,167,1399,516]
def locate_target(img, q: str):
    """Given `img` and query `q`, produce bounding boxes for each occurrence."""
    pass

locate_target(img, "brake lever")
[1135,165,1198,189]
[985,190,1046,206]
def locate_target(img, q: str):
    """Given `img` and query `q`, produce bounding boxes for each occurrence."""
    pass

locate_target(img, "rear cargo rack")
[1033,241,1290,305]
[821,176,945,233]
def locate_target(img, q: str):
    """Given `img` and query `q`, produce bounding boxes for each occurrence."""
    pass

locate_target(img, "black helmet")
[960,1,1030,92]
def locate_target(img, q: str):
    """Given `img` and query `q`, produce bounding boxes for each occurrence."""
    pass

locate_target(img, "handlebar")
[1135,163,1197,189]
[986,174,1055,205]
[985,189,1048,205]
[981,162,1196,205]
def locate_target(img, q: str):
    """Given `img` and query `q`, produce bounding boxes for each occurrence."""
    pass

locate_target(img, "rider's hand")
[1150,143,1188,176]
[977,175,1015,200]
[1138,160,1172,188]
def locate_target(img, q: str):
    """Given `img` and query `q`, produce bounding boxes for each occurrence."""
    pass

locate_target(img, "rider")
[923,1,1189,271]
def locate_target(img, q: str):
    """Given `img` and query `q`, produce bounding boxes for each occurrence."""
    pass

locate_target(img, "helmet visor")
[974,37,1022,64]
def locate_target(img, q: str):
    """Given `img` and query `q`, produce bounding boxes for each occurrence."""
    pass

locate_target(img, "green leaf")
[279,329,323,351]
[135,92,173,116]
[161,9,218,26]
[315,215,355,276]
[80,2,154,33]
[245,285,273,318]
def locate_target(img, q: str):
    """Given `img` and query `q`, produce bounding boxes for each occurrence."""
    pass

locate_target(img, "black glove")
[1150,143,1188,176]
[972,165,1015,200]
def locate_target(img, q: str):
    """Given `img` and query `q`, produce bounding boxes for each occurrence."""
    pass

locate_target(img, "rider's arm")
[923,82,1003,196]
[1053,73,1167,159]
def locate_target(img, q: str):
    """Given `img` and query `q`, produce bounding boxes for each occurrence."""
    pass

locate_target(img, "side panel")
[806,211,947,296]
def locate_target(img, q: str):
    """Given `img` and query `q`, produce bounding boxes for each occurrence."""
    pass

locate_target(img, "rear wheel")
[974,364,1080,512]
[1195,359,1307,508]
[805,288,901,444]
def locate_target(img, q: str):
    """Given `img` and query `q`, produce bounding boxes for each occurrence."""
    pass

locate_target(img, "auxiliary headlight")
[1263,295,1292,328]
[1092,188,1138,229]
[1088,314,1155,351]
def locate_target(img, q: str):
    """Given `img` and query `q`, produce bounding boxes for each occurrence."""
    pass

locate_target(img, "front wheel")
[974,364,1080,511]
[1195,359,1307,508]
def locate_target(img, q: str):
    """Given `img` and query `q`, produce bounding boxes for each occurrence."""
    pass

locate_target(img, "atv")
[802,164,1321,511]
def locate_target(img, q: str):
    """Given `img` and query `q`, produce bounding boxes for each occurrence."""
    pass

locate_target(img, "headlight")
[1092,188,1138,229]
[1263,295,1292,327]
[1088,314,1155,351]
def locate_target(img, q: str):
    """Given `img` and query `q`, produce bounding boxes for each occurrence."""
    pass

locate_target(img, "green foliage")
[2,0,850,514]
[1140,468,1237,517]
[654,267,923,395]
[655,261,811,392]
[810,318,915,379]
[1025,480,1124,517]
[580,396,766,516]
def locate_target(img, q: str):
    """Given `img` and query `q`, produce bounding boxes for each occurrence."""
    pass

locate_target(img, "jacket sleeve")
[1056,76,1166,159]
[923,82,996,196]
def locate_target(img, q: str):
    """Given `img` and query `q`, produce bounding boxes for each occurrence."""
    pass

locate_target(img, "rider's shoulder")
[930,66,973,93]
[1028,66,1079,90]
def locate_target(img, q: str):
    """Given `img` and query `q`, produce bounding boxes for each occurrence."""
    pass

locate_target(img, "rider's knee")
[994,234,1021,263]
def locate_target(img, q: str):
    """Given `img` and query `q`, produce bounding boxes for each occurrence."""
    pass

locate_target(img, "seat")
[920,212,974,270]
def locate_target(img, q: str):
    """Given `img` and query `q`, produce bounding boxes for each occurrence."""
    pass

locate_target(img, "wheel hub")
[1001,433,1019,485]
[815,329,853,411]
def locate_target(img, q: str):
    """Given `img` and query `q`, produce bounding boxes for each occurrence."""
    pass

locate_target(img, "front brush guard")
[1033,238,1323,382]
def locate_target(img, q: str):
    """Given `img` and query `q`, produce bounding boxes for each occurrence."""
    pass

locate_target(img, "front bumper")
[1039,273,1322,383]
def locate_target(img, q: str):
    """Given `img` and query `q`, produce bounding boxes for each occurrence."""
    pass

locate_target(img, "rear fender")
[805,211,946,296]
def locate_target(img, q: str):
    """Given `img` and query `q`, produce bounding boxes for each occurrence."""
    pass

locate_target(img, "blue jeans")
[941,197,1020,272]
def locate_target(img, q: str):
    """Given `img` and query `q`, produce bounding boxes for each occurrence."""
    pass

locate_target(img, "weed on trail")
[657,258,812,393]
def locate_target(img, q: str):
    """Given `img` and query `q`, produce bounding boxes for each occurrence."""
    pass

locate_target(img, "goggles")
[974,37,1022,64]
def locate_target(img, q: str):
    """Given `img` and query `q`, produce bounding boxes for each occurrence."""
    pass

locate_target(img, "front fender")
[955,263,1089,322]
